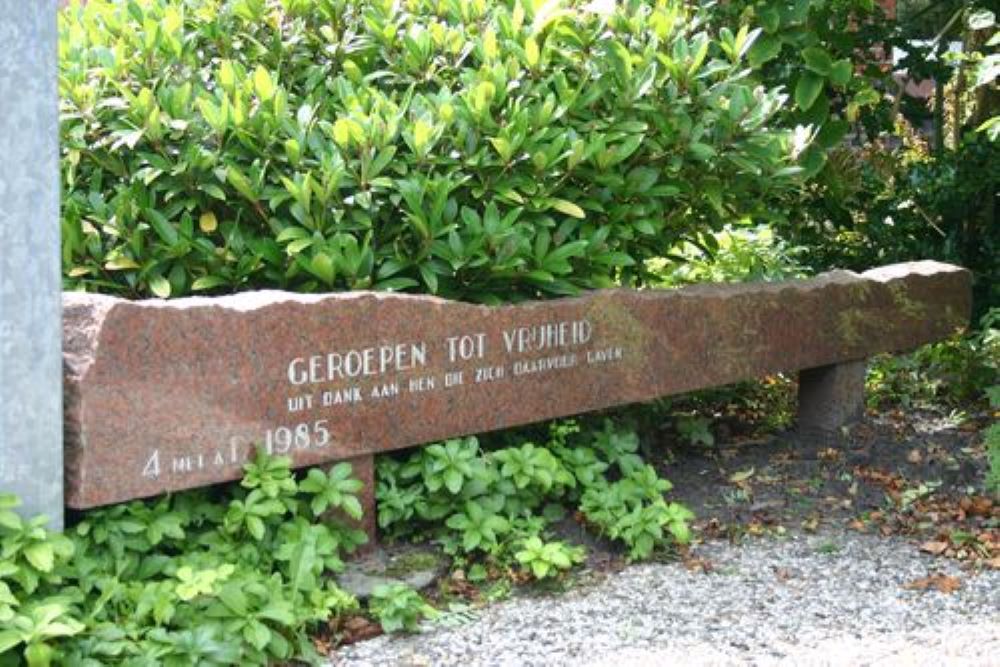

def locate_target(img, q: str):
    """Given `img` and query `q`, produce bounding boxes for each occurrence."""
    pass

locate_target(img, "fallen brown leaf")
[920,540,949,555]
[334,615,383,646]
[905,574,962,593]
[684,557,714,574]
[968,496,994,517]
[818,447,841,462]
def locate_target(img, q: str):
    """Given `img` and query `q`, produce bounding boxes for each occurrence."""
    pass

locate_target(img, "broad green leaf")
[104,257,141,271]
[253,65,275,101]
[199,212,218,233]
[758,5,781,32]
[309,253,335,285]
[548,199,585,219]
[342,495,363,520]
[606,40,632,82]
[482,28,498,60]
[146,210,178,246]
[201,183,227,201]
[218,59,236,91]
[149,275,171,298]
[0,630,20,654]
[816,119,849,148]
[24,542,55,572]
[748,35,782,67]
[191,276,227,291]
[802,47,832,75]
[226,167,256,201]
[688,33,709,76]
[525,38,540,68]
[443,469,463,494]
[0,509,21,531]
[25,642,56,667]
[795,73,824,111]
[412,120,433,153]
[829,59,853,87]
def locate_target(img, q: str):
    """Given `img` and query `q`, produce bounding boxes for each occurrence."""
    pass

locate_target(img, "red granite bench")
[63,260,971,538]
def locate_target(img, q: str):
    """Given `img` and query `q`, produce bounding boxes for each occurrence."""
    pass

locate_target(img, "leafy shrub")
[0,454,365,665]
[786,136,1000,316]
[60,0,803,302]
[706,2,998,321]
[706,0,894,177]
[867,308,999,409]
[985,386,1000,496]
[579,464,693,561]
[647,224,809,286]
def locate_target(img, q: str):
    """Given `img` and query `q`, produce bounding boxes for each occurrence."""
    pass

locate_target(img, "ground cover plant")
[0,422,693,664]
[376,420,692,570]
[0,454,365,665]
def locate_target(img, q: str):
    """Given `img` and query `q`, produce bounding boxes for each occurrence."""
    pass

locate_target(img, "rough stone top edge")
[60,261,967,314]
[861,260,970,282]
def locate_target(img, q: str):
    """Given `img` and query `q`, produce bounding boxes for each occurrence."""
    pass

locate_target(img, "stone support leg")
[797,360,867,434]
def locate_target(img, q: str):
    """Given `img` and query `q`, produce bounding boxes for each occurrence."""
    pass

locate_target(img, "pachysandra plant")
[377,420,693,566]
[61,0,807,303]
[0,456,366,665]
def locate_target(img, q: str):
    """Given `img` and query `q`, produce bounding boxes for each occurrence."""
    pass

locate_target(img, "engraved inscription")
[151,317,626,480]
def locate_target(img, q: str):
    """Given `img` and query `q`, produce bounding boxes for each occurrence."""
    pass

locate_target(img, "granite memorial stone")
[63,260,971,517]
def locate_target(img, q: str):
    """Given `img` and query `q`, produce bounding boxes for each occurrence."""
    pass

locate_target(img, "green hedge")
[61,0,801,302]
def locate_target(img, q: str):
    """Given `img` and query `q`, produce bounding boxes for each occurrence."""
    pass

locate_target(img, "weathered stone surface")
[63,261,971,508]
[0,0,63,529]
[336,545,448,599]
[798,361,867,434]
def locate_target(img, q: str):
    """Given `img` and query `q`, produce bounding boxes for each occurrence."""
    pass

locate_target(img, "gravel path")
[330,530,1000,666]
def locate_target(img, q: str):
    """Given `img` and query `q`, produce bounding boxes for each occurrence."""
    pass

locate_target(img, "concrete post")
[797,360,868,435]
[0,0,63,528]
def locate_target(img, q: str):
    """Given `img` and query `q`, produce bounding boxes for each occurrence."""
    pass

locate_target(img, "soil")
[542,402,998,570]
[652,404,998,566]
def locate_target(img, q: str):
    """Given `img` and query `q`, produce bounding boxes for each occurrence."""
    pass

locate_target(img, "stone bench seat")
[63,260,972,538]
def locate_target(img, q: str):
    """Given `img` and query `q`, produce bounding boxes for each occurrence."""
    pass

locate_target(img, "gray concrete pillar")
[0,0,63,529]
[797,360,867,435]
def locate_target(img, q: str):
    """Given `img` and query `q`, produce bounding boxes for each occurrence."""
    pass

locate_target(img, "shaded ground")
[657,406,998,568]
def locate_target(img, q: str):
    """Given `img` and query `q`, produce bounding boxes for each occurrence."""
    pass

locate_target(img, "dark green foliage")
[0,454,365,665]
[985,385,1000,496]
[706,0,896,178]
[60,0,802,302]
[867,308,999,409]
[706,2,998,316]
[791,138,999,316]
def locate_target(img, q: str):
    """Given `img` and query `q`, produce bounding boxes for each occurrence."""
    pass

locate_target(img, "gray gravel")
[330,530,1000,666]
